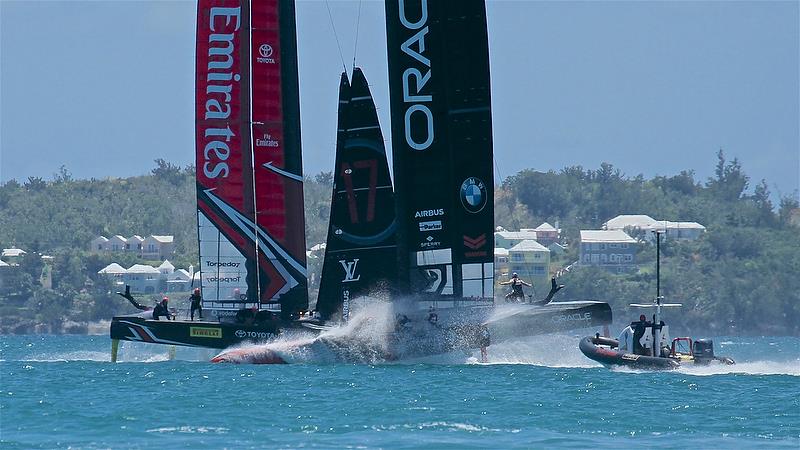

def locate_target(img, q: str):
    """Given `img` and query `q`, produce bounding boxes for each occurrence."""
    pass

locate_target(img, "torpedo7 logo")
[339,259,361,283]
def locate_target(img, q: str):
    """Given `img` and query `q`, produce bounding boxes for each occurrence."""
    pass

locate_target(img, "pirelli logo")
[190,327,222,338]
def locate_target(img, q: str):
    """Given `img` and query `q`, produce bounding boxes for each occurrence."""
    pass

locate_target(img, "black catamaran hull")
[488,302,613,343]
[110,316,287,350]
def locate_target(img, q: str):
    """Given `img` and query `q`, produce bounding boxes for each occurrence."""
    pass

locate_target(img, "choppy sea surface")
[1,333,798,449]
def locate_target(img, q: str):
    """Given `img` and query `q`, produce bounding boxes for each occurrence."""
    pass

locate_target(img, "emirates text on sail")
[202,7,242,179]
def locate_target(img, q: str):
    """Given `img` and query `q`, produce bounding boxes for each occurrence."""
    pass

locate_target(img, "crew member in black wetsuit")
[501,273,532,302]
[189,288,203,320]
[153,296,172,321]
[632,314,648,355]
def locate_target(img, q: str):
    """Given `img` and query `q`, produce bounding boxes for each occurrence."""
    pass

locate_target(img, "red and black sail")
[195,0,307,319]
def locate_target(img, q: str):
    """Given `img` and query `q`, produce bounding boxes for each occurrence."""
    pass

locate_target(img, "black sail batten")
[385,0,495,305]
[316,68,398,321]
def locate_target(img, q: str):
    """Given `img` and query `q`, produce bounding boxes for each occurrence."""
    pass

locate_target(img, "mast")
[385,0,495,307]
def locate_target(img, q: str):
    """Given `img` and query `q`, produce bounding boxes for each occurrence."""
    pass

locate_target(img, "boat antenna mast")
[630,230,681,356]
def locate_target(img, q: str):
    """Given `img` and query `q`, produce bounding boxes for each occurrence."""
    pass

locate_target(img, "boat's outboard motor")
[692,339,716,364]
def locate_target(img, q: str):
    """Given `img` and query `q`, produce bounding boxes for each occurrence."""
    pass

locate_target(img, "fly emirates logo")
[201,7,242,179]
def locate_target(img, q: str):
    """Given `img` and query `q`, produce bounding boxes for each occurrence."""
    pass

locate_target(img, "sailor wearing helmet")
[153,296,173,321]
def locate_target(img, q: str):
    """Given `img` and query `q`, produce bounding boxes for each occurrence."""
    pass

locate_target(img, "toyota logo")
[259,44,273,58]
[235,330,246,338]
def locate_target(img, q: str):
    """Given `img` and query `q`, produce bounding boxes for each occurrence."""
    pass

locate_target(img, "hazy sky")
[1,0,798,200]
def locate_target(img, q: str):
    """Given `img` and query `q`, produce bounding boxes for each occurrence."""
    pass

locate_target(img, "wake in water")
[213,301,398,364]
[610,360,800,376]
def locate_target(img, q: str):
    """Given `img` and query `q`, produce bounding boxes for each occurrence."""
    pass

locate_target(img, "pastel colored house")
[493,247,510,279]
[506,239,550,298]
[579,230,637,272]
[532,222,559,246]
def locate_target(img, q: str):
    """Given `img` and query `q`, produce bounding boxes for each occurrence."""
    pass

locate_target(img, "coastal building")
[98,263,127,288]
[107,235,127,252]
[98,261,193,293]
[124,264,162,293]
[506,239,550,298]
[603,214,706,241]
[89,234,175,259]
[157,260,175,275]
[579,230,637,272]
[165,268,192,292]
[1,248,26,266]
[90,236,109,252]
[532,222,559,246]
[493,247,510,279]
[494,229,539,249]
[142,235,175,260]
[126,235,144,253]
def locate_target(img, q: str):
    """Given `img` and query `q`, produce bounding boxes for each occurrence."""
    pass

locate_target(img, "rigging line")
[325,0,348,74]
[352,0,363,70]
[494,157,504,186]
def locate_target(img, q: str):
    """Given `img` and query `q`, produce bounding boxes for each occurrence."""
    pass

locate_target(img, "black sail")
[385,0,495,305]
[316,68,398,320]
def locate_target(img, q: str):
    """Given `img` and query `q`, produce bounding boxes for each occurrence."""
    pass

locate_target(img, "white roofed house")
[603,215,706,241]
[494,229,539,250]
[142,235,175,260]
[579,230,638,273]
[652,221,707,241]
[166,268,192,292]
[126,235,144,254]
[107,235,127,253]
[98,263,127,288]
[124,264,162,294]
[1,248,26,266]
[603,214,659,232]
[157,260,175,275]
[89,236,109,253]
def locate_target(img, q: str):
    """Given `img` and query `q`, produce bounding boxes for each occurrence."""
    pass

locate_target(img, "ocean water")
[1,333,798,449]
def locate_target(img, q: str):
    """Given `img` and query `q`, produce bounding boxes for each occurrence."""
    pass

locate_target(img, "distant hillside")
[1,152,798,335]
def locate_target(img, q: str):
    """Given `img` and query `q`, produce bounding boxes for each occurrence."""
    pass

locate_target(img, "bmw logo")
[460,177,487,213]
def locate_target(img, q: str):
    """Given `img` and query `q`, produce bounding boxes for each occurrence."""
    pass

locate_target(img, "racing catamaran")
[212,0,612,364]
[111,0,613,363]
[110,0,309,359]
